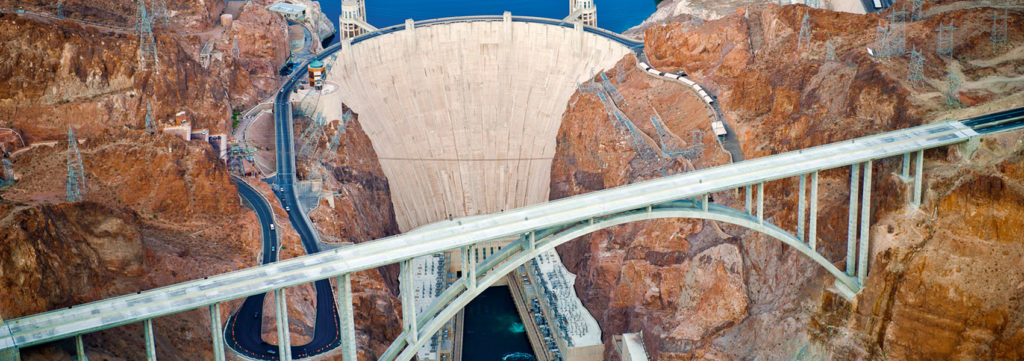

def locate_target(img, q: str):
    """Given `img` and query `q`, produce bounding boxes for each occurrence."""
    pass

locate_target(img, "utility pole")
[991,10,1009,48]
[911,0,924,21]
[798,12,812,52]
[944,71,961,107]
[137,0,160,73]
[145,102,156,134]
[66,127,85,202]
[907,46,924,87]
[936,21,956,56]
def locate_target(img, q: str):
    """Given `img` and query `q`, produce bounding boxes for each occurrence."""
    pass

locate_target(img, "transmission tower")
[936,21,956,56]
[151,0,169,25]
[798,12,812,51]
[890,3,908,23]
[0,158,14,188]
[911,0,924,21]
[298,113,327,158]
[66,127,85,202]
[56,3,64,19]
[145,102,156,134]
[908,46,924,87]
[231,36,239,58]
[944,71,961,107]
[136,0,160,73]
[991,10,1009,47]
[825,41,836,62]
[690,6,704,27]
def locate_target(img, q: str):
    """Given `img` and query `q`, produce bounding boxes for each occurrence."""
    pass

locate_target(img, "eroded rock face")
[557,3,1024,360]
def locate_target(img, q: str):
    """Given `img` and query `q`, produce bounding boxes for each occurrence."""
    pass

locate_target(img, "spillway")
[327,19,633,231]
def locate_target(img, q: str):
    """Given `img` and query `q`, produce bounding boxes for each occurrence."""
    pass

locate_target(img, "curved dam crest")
[327,21,633,231]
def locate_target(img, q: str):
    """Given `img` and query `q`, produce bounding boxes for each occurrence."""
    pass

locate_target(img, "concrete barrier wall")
[329,21,632,231]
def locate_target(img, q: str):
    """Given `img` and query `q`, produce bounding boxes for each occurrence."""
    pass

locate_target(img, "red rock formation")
[555,3,1024,360]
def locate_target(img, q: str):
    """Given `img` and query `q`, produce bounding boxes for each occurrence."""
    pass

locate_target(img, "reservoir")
[319,0,657,46]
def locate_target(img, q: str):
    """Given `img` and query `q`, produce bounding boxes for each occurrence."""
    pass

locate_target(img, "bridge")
[2,14,1024,361]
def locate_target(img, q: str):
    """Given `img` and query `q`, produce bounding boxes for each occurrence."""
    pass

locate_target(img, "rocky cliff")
[555,2,1024,360]
[0,0,330,359]
[0,0,288,143]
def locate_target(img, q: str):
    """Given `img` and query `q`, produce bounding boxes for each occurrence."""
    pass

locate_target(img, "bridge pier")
[75,335,86,361]
[400,260,419,344]
[809,171,819,252]
[858,161,873,286]
[756,182,764,224]
[798,174,806,242]
[144,319,156,361]
[209,304,225,361]
[846,164,860,278]
[913,150,924,206]
[337,274,358,361]
[274,289,293,361]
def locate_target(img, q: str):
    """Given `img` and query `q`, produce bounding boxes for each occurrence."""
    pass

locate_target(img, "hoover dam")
[323,17,634,231]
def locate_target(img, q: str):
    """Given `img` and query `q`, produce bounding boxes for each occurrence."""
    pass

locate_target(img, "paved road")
[221,38,342,359]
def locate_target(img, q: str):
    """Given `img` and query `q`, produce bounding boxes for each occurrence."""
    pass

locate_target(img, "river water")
[462,286,536,361]
[318,0,657,46]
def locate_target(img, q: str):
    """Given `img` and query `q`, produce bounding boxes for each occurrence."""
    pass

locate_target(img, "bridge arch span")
[385,201,854,361]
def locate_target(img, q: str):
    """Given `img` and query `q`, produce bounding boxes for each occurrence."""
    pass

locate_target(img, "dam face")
[328,20,632,231]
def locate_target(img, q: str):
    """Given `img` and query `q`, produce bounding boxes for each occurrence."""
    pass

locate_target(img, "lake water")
[318,0,657,46]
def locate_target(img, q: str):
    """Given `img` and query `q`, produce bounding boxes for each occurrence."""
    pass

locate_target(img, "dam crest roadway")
[3,12,1024,361]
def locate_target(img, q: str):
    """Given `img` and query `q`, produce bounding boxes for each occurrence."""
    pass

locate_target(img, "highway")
[2,14,1022,359]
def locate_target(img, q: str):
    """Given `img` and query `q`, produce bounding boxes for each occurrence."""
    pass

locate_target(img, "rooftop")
[266,2,306,16]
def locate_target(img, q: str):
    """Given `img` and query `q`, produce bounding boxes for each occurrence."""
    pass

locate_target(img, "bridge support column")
[75,335,86,361]
[858,161,873,286]
[338,274,358,361]
[809,171,819,251]
[274,289,293,361]
[462,246,477,292]
[528,231,536,250]
[209,304,225,361]
[901,152,910,180]
[846,163,860,277]
[702,194,709,212]
[756,182,764,224]
[913,150,924,206]
[400,260,418,344]
[745,185,751,214]
[144,319,156,361]
[798,174,806,242]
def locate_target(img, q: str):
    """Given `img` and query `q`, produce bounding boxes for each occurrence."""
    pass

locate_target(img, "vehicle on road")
[270,223,275,231]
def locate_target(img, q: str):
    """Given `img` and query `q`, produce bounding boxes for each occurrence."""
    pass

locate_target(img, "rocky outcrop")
[0,0,289,142]
[556,3,1024,360]
[0,135,263,360]
[303,114,404,358]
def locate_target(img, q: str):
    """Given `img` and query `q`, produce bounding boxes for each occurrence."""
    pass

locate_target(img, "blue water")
[318,0,657,46]
[462,286,536,361]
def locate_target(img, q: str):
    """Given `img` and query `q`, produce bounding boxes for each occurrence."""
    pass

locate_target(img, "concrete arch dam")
[327,20,634,231]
